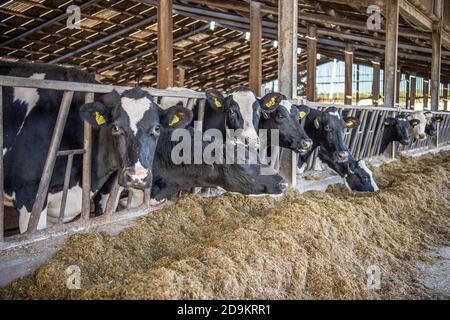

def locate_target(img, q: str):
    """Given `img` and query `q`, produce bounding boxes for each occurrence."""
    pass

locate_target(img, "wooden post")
[356,64,360,105]
[0,86,3,242]
[431,0,443,111]
[424,79,429,110]
[306,24,317,102]
[405,74,411,109]
[444,83,448,111]
[249,0,262,96]
[372,57,380,105]
[82,93,93,221]
[27,91,74,234]
[344,43,353,105]
[396,69,401,106]
[410,74,417,109]
[157,0,174,89]
[278,0,298,186]
[177,66,186,87]
[384,0,399,107]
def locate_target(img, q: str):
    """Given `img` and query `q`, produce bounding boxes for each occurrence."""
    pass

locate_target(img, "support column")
[249,0,262,96]
[356,64,360,105]
[306,24,317,102]
[410,74,417,109]
[384,0,399,107]
[444,83,448,111]
[405,74,410,109]
[278,0,298,186]
[431,0,443,111]
[372,57,380,105]
[424,79,429,110]
[396,69,401,106]
[344,43,353,105]
[157,0,173,89]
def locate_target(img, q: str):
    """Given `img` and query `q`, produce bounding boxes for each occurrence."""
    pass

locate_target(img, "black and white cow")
[379,115,416,154]
[408,111,430,141]
[297,106,378,192]
[2,62,183,233]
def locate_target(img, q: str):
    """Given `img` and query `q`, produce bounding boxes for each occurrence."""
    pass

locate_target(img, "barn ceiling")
[0,0,449,91]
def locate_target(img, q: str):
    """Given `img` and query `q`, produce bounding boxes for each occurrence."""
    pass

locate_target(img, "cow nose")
[121,167,151,189]
[334,151,349,162]
[418,133,426,140]
[277,182,289,191]
[301,139,313,150]
[245,136,260,148]
[149,124,161,137]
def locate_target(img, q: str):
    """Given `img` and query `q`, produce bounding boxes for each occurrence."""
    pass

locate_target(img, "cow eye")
[324,124,331,131]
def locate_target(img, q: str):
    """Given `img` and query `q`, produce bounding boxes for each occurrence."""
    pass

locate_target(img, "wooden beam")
[423,79,429,109]
[399,0,433,31]
[405,73,410,108]
[410,74,417,109]
[431,0,443,111]
[384,0,400,107]
[372,57,381,105]
[278,0,298,186]
[344,43,353,105]
[444,83,449,110]
[157,0,174,89]
[176,66,186,87]
[306,24,317,102]
[396,69,401,105]
[249,1,262,96]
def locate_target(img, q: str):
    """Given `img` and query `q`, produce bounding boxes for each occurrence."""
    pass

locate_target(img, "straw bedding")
[1,152,450,299]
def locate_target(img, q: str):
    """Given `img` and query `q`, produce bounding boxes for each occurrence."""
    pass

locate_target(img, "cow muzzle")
[120,167,152,190]
[297,138,313,155]
[333,151,349,163]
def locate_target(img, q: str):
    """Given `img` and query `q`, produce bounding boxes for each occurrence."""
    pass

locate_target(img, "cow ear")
[410,119,420,127]
[205,89,225,111]
[435,116,443,123]
[79,102,111,129]
[163,102,193,129]
[259,92,284,112]
[344,116,360,128]
[296,105,310,120]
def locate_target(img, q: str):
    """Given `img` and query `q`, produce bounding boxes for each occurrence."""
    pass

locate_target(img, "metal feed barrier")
[0,75,449,249]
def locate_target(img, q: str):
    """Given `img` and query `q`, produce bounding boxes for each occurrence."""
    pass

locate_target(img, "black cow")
[296,106,378,192]
[378,115,418,154]
[150,104,288,200]
[424,112,443,137]
[2,62,184,233]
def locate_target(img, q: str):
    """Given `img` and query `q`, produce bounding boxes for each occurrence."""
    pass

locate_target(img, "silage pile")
[1,152,450,299]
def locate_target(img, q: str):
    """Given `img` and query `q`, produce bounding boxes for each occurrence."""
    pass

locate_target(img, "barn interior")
[1,0,450,300]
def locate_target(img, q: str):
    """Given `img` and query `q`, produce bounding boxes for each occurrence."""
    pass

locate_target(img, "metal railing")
[0,75,449,249]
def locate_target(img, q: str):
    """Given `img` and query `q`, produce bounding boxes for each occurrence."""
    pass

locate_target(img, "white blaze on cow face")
[130,160,148,182]
[279,100,293,113]
[230,91,259,146]
[410,111,427,140]
[14,73,46,118]
[358,160,379,192]
[120,96,152,133]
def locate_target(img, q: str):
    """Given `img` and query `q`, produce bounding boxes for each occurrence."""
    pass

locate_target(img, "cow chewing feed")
[150,104,288,200]
[424,112,443,137]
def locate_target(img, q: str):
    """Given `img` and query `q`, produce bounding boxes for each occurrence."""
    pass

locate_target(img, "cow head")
[424,112,443,137]
[205,89,243,131]
[305,107,360,163]
[408,111,428,140]
[258,93,312,155]
[383,115,412,145]
[228,86,262,147]
[318,150,378,192]
[80,88,191,190]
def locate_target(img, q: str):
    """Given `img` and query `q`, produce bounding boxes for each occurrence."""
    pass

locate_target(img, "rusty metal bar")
[0,86,4,243]
[58,154,74,225]
[26,91,74,234]
[82,93,94,221]
[104,174,121,218]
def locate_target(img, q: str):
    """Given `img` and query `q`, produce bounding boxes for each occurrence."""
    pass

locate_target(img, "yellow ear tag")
[95,112,106,126]
[346,120,354,127]
[299,111,307,119]
[214,98,222,108]
[266,97,276,109]
[169,114,181,127]
[314,118,320,129]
